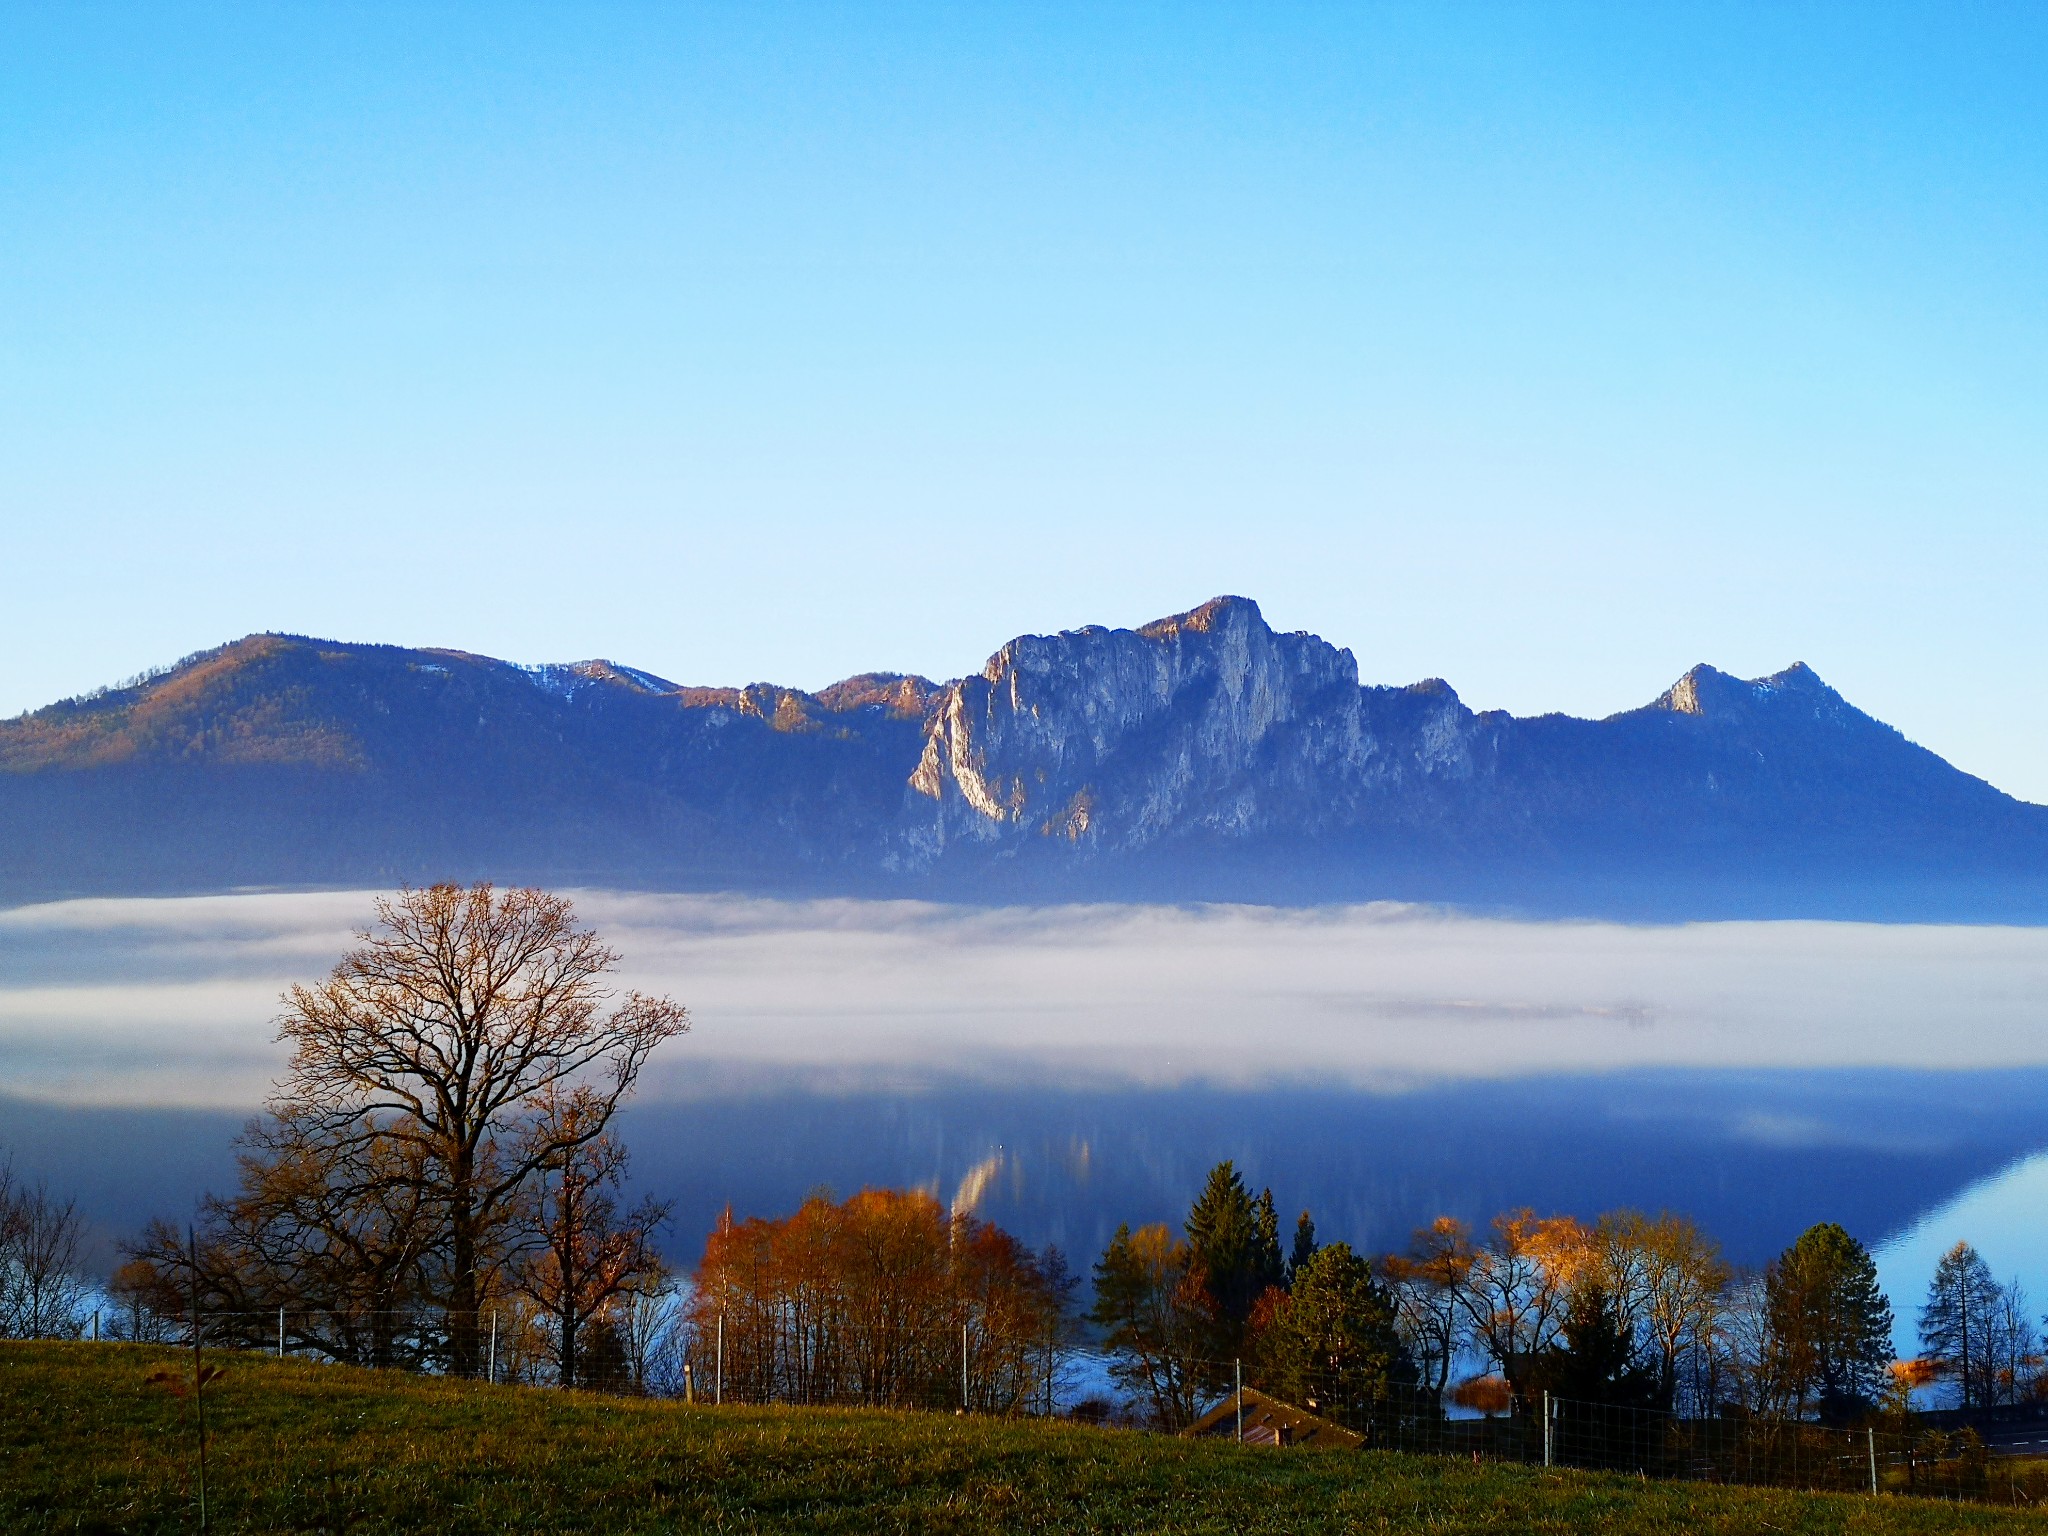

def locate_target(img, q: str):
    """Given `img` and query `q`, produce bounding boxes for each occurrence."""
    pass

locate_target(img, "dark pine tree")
[1920,1241,2001,1411]
[1185,1161,1261,1328]
[1252,1189,1285,1296]
[1766,1222,1895,1422]
[1287,1211,1319,1286]
[1185,1161,1288,1370]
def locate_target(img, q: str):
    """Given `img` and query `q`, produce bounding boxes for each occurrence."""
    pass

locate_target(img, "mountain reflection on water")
[617,1069,2048,1272]
[8,1068,2048,1283]
[4,891,2046,1304]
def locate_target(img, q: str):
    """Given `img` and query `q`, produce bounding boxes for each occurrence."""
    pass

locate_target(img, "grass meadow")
[6,1342,2045,1534]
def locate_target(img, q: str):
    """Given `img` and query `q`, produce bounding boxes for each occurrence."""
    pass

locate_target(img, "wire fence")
[1204,1363,2048,1507]
[63,1304,2048,1508]
[679,1316,1076,1416]
[88,1300,690,1393]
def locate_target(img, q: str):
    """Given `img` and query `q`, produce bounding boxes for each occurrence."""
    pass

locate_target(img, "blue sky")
[3,4,2044,797]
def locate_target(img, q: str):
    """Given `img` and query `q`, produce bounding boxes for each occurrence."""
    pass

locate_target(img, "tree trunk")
[449,1187,479,1377]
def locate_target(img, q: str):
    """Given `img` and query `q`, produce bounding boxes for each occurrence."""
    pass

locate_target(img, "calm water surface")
[2,889,2044,1330]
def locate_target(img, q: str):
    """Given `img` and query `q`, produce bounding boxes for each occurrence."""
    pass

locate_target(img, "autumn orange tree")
[1455,1209,1590,1410]
[1089,1223,1214,1429]
[690,1188,1070,1412]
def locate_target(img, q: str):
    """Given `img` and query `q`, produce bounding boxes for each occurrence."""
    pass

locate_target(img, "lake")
[2,889,2045,1355]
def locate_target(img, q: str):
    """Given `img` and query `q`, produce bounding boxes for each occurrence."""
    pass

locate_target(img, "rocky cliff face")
[896,595,1521,868]
[903,597,1381,860]
[2,597,2042,917]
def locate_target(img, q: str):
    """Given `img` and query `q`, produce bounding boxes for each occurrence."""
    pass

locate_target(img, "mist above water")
[4,889,2046,1299]
[2,890,2045,1108]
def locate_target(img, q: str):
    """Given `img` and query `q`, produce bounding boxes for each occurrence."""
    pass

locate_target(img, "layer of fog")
[2,890,2045,1108]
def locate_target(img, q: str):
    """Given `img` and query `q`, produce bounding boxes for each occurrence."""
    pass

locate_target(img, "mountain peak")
[1761,661,1828,691]
[1135,595,1265,642]
[814,673,940,718]
[1655,665,1736,716]
[1650,661,1836,717]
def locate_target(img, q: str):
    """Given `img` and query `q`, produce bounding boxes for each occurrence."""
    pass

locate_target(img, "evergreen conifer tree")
[1920,1241,2002,1410]
[1764,1222,1895,1421]
[1185,1162,1264,1327]
[1252,1242,1411,1422]
[1532,1280,1660,1410]
[1288,1211,1319,1285]
[1252,1188,1285,1295]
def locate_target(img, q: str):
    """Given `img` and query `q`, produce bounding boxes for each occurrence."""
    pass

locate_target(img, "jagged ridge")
[1,597,2041,918]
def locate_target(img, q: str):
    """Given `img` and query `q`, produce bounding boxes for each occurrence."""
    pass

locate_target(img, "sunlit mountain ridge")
[3,596,2041,918]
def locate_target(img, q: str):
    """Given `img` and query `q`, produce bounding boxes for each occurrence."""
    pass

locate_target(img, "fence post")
[1542,1392,1552,1469]
[488,1310,498,1384]
[1868,1427,1878,1496]
[1235,1359,1243,1443]
[277,1305,285,1360]
[716,1309,724,1406]
[188,1226,209,1536]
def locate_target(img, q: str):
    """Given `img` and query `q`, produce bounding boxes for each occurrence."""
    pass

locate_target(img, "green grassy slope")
[4,1343,2038,1535]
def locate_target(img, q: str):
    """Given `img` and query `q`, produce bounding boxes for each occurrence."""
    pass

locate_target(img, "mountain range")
[3,596,2042,919]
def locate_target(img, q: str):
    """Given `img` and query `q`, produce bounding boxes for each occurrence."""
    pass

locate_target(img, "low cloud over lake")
[2,890,2045,1107]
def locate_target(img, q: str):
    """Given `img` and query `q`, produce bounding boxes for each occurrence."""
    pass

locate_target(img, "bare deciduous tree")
[123,1112,443,1367]
[1594,1211,1730,1412]
[0,1156,89,1339]
[1384,1216,1475,1403]
[274,883,687,1375]
[513,1088,670,1389]
[1457,1210,1590,1409]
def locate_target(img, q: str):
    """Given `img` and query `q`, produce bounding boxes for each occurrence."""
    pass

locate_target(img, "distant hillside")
[3,597,2043,918]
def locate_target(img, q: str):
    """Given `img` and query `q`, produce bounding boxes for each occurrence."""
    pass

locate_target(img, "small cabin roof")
[1182,1386,1364,1450]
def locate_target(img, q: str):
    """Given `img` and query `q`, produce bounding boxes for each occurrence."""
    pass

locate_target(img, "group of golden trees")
[1381,1211,1912,1423]
[688,1188,1077,1411]
[1385,1208,1732,1416]
[1385,1216,2047,1424]
[1083,1166,1936,1434]
[116,885,686,1387]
